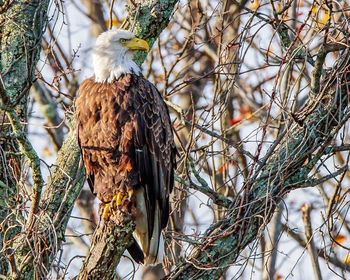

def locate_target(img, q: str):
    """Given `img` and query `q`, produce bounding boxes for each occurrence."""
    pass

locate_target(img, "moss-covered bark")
[11,121,85,279]
[78,214,135,280]
[123,0,179,66]
[0,0,49,276]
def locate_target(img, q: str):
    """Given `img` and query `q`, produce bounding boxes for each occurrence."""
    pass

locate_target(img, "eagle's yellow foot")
[102,193,124,220]
[102,203,111,220]
[102,190,135,220]
[111,192,125,210]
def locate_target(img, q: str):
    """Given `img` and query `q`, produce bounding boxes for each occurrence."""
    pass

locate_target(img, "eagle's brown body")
[76,73,176,263]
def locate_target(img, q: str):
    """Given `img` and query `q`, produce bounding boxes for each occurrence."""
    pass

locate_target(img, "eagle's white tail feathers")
[133,189,164,265]
[133,189,149,254]
[155,232,165,264]
[145,204,161,264]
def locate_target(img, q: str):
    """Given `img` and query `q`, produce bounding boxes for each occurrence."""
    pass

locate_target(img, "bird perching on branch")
[75,29,176,264]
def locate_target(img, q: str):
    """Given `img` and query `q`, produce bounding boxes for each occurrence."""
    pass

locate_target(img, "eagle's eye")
[119,38,127,43]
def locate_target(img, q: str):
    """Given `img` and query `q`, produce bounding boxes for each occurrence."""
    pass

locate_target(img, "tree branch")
[11,120,85,279]
[77,212,135,280]
[169,49,350,279]
[301,204,323,280]
[0,0,50,276]
[282,223,350,272]
[5,109,44,228]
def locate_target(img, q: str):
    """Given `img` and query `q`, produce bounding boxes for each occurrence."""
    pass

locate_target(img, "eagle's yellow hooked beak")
[125,37,149,52]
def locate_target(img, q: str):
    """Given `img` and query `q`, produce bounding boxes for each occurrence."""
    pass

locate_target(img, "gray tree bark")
[0,0,49,277]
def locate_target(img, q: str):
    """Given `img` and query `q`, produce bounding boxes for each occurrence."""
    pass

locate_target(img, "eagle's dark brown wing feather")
[76,74,175,263]
[133,75,175,235]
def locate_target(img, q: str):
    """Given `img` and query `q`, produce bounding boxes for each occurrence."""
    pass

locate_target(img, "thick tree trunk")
[0,0,49,277]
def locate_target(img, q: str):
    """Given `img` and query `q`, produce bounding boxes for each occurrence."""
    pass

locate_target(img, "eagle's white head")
[92,29,149,83]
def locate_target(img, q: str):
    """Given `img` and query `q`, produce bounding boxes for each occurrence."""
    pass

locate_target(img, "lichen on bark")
[0,0,50,276]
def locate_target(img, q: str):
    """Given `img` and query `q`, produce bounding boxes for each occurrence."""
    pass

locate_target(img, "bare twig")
[6,109,44,228]
[301,204,323,280]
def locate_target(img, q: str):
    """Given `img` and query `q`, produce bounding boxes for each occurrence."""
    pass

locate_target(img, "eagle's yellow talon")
[102,191,134,220]
[128,189,134,199]
[103,203,111,220]
[116,192,124,206]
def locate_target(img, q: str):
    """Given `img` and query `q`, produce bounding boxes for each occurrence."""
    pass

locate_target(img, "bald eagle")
[75,29,176,264]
